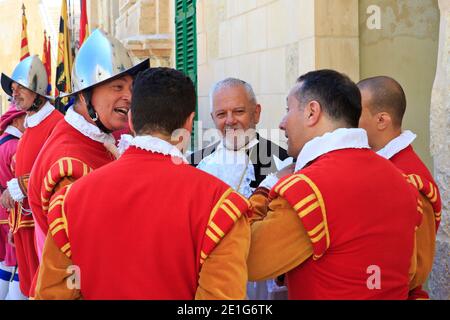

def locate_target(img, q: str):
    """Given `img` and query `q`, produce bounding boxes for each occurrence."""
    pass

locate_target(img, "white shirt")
[197,138,259,198]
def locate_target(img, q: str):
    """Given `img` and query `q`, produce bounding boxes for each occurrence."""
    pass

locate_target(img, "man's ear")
[376,112,391,131]
[183,112,196,133]
[305,100,321,126]
[254,104,262,124]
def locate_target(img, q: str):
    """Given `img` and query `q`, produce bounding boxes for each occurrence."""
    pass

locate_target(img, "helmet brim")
[1,72,54,100]
[59,58,150,99]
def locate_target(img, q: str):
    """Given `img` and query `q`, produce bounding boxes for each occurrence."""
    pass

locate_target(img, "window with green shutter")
[175,0,197,150]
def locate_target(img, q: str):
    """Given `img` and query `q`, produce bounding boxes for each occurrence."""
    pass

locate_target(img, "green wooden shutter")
[175,0,197,150]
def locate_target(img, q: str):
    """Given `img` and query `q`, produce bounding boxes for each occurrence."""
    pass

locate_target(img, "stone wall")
[359,0,440,172]
[428,0,450,300]
[114,0,173,66]
[196,0,359,148]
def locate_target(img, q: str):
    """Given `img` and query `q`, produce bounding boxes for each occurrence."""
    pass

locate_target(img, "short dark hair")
[131,68,196,135]
[357,76,406,128]
[294,69,362,128]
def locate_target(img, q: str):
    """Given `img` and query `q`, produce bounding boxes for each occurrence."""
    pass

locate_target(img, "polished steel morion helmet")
[1,55,51,99]
[65,28,149,97]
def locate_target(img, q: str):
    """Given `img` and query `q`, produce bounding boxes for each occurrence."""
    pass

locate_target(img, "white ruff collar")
[64,107,116,145]
[376,130,417,159]
[118,134,188,164]
[4,125,23,138]
[196,137,259,198]
[24,101,54,128]
[295,128,370,171]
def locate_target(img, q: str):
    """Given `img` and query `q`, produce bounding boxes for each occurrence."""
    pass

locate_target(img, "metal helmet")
[66,28,149,97]
[1,55,51,99]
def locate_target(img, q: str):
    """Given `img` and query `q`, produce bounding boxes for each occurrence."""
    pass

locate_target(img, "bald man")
[358,76,442,300]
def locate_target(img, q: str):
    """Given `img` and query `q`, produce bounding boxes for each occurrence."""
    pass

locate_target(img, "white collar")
[376,130,416,159]
[24,101,54,128]
[118,134,188,163]
[216,136,259,153]
[295,128,370,171]
[64,106,116,145]
[4,125,23,138]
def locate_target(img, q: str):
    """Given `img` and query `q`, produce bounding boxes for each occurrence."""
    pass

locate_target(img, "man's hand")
[7,230,15,247]
[104,142,120,159]
[1,189,15,210]
[276,163,295,179]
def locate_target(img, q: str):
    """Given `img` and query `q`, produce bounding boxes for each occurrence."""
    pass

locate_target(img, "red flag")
[47,36,52,80]
[79,0,89,47]
[42,31,50,80]
[20,4,30,61]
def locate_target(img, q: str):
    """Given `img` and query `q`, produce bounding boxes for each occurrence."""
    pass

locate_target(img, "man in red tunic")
[247,70,422,299]
[28,29,149,259]
[34,67,250,300]
[0,55,63,297]
[0,104,26,299]
[358,76,442,300]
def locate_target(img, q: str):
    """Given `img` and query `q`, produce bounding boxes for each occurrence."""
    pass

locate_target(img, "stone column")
[296,0,359,82]
[428,0,450,300]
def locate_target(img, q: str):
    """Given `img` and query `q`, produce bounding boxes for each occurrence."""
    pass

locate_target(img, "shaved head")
[357,76,406,128]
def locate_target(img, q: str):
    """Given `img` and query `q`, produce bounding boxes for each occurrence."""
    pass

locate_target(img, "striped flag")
[79,0,89,47]
[55,0,73,111]
[42,31,52,95]
[20,4,30,61]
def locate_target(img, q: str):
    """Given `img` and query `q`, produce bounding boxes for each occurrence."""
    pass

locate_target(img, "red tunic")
[10,108,63,296]
[389,145,441,300]
[0,133,20,264]
[28,118,116,237]
[47,147,250,299]
[270,149,421,299]
[390,145,441,229]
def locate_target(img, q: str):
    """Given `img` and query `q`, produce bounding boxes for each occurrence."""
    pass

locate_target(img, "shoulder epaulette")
[404,173,441,230]
[269,173,330,260]
[200,188,250,265]
[41,157,93,215]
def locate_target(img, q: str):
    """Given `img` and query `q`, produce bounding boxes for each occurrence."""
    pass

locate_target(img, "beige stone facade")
[96,0,174,66]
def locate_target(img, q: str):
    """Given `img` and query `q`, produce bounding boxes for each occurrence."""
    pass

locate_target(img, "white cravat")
[197,137,259,197]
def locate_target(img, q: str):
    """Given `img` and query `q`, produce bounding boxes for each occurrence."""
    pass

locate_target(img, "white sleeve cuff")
[6,178,25,202]
[259,173,279,191]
